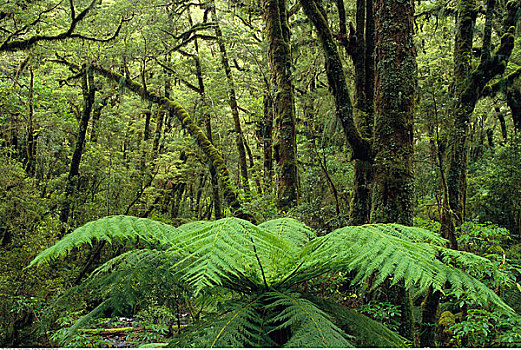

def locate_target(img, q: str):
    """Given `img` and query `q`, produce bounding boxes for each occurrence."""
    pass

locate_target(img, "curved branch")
[52,58,252,221]
[0,0,128,52]
[300,0,372,161]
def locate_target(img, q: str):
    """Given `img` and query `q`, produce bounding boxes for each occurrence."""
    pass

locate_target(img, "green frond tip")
[267,291,354,348]
[290,223,513,314]
[28,215,178,268]
[309,296,407,348]
[258,217,317,249]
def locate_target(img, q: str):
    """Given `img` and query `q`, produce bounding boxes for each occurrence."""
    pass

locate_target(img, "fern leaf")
[28,216,178,267]
[258,217,317,249]
[170,297,268,347]
[284,224,513,313]
[308,296,407,348]
[171,217,293,294]
[267,291,354,348]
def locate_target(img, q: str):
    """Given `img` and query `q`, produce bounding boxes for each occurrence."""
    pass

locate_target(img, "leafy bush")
[29,216,514,347]
[451,309,521,347]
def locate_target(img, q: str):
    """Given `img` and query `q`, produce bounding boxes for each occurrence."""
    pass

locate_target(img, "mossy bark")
[339,0,375,225]
[300,0,371,162]
[371,0,416,226]
[371,0,416,340]
[261,92,274,192]
[264,0,299,211]
[445,0,518,231]
[506,88,521,131]
[89,95,106,143]
[427,1,519,346]
[191,9,222,219]
[25,67,37,177]
[60,66,95,225]
[420,287,441,347]
[209,0,250,195]
[88,64,253,222]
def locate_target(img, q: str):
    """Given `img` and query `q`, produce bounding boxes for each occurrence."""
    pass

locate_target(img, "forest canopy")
[1,0,521,347]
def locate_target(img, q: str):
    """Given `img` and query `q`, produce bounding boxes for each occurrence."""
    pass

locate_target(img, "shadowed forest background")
[1,0,521,347]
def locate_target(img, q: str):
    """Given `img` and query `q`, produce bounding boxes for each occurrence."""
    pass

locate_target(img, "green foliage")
[29,216,515,347]
[267,291,353,347]
[358,301,401,332]
[451,309,521,347]
[467,137,521,237]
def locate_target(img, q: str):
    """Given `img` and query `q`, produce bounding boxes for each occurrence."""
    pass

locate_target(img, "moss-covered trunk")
[371,0,416,226]
[300,0,371,164]
[264,0,299,211]
[60,65,95,225]
[25,67,37,177]
[424,1,519,346]
[191,9,222,220]
[209,0,250,195]
[371,0,416,340]
[86,64,252,222]
[261,91,274,192]
[445,0,518,231]
[339,0,375,224]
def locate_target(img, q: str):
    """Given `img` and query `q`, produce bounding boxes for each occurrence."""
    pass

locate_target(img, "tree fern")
[285,224,513,313]
[169,297,270,348]
[266,291,354,348]
[30,216,516,347]
[28,215,178,267]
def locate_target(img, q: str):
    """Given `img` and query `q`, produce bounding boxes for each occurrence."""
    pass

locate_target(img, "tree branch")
[0,0,129,52]
[52,58,253,221]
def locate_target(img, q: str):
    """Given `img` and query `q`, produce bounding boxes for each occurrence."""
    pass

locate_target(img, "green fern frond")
[258,217,317,249]
[171,217,293,294]
[176,220,210,233]
[28,216,178,268]
[170,297,269,347]
[285,224,513,313]
[267,291,354,348]
[309,296,407,348]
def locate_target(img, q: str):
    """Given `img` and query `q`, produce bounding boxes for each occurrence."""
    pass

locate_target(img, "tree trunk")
[209,0,250,195]
[264,0,299,211]
[90,96,106,143]
[60,65,96,225]
[300,0,371,162]
[261,91,274,192]
[345,0,375,225]
[371,0,416,226]
[25,67,37,177]
[507,87,521,131]
[425,1,519,346]
[371,0,416,340]
[190,8,222,219]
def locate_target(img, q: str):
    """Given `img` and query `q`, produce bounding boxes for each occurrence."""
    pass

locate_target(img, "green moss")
[438,311,456,327]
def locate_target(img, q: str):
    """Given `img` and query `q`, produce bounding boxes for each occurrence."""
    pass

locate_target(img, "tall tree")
[420,2,520,346]
[443,0,519,240]
[264,0,299,211]
[209,0,251,194]
[370,0,417,339]
[336,0,375,224]
[189,7,223,219]
[60,65,96,225]
[370,0,416,226]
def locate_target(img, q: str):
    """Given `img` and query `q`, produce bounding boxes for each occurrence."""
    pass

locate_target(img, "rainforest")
[1,0,521,347]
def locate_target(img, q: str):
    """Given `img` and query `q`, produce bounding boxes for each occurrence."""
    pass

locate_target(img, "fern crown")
[29,215,514,347]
